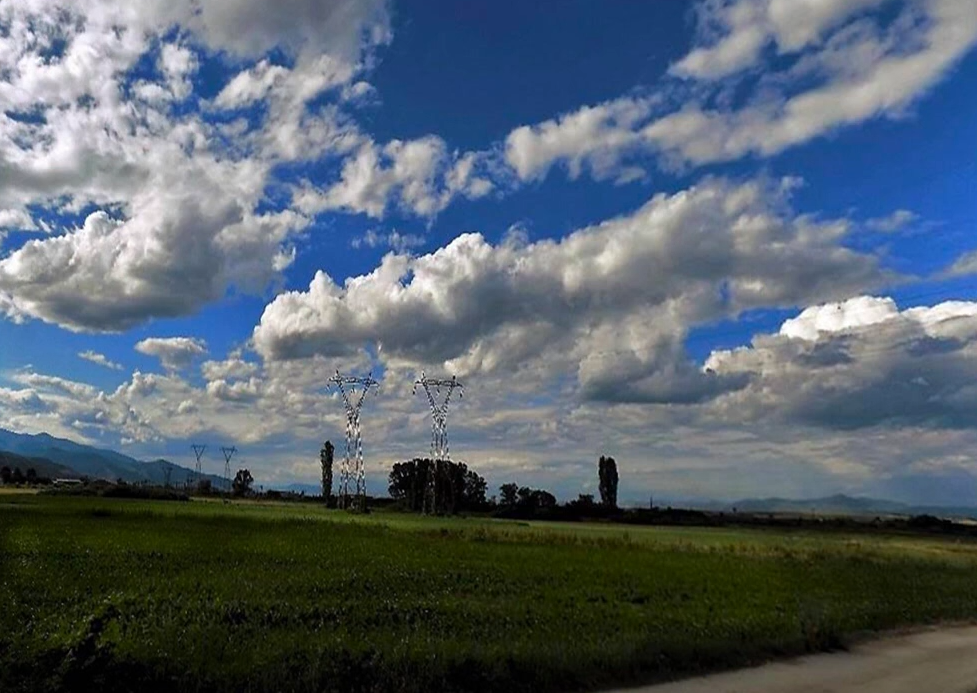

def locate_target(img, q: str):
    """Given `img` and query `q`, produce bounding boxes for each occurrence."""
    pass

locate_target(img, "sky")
[1,0,977,505]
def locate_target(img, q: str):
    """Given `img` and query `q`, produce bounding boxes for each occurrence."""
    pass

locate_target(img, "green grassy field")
[3,495,977,693]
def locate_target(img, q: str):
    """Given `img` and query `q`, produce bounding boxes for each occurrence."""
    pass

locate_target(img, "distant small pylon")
[191,444,207,488]
[221,446,237,492]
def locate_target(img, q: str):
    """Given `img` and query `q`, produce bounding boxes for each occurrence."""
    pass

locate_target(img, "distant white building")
[53,478,83,487]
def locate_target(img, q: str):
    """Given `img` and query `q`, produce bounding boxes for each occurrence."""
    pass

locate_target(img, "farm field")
[3,496,977,693]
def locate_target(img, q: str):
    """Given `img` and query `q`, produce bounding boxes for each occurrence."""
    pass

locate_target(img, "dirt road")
[611,626,977,693]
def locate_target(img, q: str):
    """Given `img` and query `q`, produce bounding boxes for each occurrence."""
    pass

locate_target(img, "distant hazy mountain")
[725,494,906,514]
[279,482,322,495]
[0,428,223,486]
[714,493,977,519]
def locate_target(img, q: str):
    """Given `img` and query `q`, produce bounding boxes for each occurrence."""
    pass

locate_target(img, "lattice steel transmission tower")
[191,444,207,489]
[413,373,464,514]
[221,446,236,492]
[328,371,379,510]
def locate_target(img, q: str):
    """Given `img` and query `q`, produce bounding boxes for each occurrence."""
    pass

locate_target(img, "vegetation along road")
[628,625,977,693]
[4,494,977,693]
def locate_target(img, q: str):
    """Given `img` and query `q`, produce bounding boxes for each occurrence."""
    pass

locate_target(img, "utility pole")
[413,373,464,514]
[328,371,379,510]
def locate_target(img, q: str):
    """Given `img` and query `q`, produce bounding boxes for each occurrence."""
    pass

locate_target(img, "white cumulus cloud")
[0,0,390,332]
[135,337,208,371]
[706,296,977,429]
[255,177,891,404]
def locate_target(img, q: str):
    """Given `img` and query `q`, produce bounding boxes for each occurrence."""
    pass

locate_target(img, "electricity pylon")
[413,373,463,514]
[328,371,379,510]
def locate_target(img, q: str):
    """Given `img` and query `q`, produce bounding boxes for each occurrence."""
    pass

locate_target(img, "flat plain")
[2,494,977,693]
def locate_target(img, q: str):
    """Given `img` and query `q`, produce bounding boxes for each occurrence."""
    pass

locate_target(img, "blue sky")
[1,0,977,504]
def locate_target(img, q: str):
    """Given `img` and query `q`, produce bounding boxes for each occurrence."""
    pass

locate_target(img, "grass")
[0,486,38,495]
[3,495,977,692]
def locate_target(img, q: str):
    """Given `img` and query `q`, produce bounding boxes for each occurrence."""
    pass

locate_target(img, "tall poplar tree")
[320,441,334,502]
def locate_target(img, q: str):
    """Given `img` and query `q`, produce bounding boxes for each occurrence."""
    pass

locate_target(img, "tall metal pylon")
[220,446,236,492]
[413,373,463,514]
[328,370,379,510]
[191,444,207,488]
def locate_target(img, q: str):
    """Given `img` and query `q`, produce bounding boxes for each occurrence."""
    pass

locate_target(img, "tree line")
[0,466,51,486]
[493,455,619,517]
[318,438,621,517]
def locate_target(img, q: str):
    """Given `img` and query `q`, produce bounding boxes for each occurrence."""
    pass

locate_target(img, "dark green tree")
[439,460,464,514]
[11,467,25,484]
[232,468,254,497]
[389,459,488,514]
[510,486,557,512]
[532,489,557,510]
[464,469,488,507]
[25,468,38,485]
[575,494,596,508]
[499,483,518,506]
[598,455,619,508]
[389,459,428,511]
[0,466,11,485]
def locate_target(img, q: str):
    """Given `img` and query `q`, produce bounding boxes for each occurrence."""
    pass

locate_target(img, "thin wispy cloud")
[78,351,124,371]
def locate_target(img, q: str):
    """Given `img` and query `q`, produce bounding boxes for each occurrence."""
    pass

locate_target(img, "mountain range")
[697,493,977,520]
[0,428,225,487]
